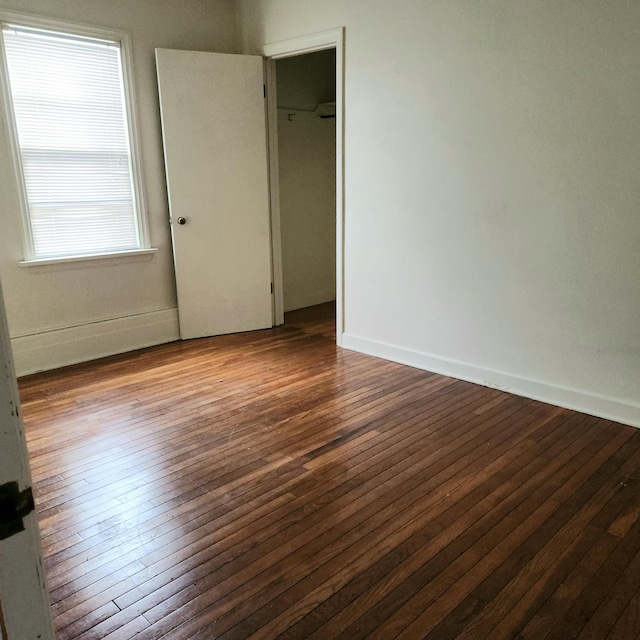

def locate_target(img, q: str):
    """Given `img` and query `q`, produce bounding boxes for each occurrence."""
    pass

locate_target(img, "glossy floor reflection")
[19,302,640,640]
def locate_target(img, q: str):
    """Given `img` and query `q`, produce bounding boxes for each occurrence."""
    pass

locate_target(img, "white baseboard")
[284,289,336,313]
[12,308,180,377]
[341,333,640,429]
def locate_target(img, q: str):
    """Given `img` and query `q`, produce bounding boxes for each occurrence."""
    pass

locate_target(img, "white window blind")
[2,25,141,259]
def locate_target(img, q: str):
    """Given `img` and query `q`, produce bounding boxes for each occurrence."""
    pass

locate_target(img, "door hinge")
[0,482,35,541]
[270,282,273,294]
[263,84,266,98]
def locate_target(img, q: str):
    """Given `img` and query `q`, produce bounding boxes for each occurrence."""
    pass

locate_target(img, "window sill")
[18,248,158,269]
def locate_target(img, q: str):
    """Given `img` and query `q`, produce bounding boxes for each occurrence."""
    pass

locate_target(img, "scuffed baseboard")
[341,332,640,429]
[12,308,180,376]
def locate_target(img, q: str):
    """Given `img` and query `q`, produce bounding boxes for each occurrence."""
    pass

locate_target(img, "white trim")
[0,9,131,41]
[0,10,150,259]
[119,29,151,250]
[342,333,640,429]
[12,308,179,376]
[0,26,34,257]
[261,28,345,344]
[18,248,158,268]
[335,30,345,347]
[263,29,342,59]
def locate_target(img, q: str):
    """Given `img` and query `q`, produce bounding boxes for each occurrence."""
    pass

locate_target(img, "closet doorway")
[275,50,337,324]
[263,28,344,344]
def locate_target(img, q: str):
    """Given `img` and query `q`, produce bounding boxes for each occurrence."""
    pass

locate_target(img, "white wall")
[277,51,336,312]
[238,0,640,426]
[0,0,238,374]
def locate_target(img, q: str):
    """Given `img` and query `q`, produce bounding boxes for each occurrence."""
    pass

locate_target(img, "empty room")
[1,1,639,639]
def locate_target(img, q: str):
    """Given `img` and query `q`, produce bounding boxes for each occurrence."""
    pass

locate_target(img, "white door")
[156,49,273,340]
[0,280,55,640]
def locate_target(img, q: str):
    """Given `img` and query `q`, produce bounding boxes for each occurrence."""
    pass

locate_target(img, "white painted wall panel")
[238,0,640,424]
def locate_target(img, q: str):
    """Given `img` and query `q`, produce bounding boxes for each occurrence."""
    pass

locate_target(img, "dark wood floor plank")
[36,352,410,498]
[606,588,640,640]
[254,410,589,639]
[205,405,570,640]
[161,404,549,639]
[114,390,520,632]
[373,424,633,639]
[16,302,640,640]
[415,437,640,640]
[41,362,420,556]
[577,545,640,639]
[136,404,580,640]
[327,417,621,639]
[540,515,640,640]
[45,376,468,600]
[274,412,597,640]
[451,437,640,640]
[50,378,476,588]
[104,398,528,636]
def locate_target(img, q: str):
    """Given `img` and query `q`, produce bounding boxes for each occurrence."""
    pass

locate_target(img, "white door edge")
[0,278,55,640]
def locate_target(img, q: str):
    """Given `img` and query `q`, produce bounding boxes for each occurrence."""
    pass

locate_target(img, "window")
[0,20,149,261]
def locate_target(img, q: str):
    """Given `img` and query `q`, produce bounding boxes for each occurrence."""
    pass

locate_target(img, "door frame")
[262,28,345,345]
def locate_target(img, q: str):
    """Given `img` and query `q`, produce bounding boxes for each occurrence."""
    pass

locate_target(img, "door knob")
[176,217,186,225]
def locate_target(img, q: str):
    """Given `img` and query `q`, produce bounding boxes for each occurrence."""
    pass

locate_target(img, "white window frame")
[0,11,153,266]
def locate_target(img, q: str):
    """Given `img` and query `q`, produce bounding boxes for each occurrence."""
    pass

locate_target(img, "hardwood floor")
[18,302,640,639]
